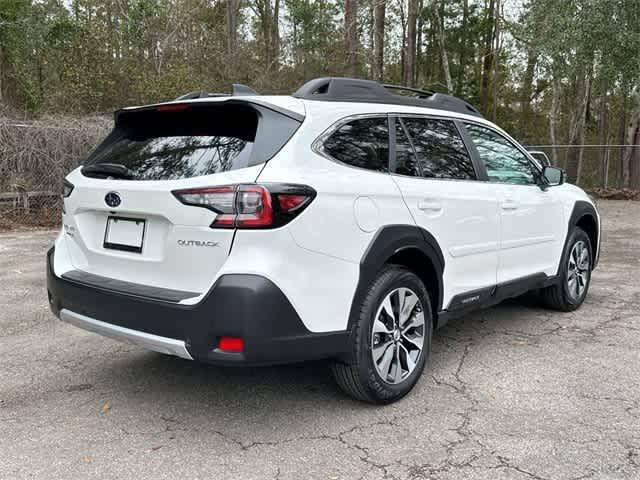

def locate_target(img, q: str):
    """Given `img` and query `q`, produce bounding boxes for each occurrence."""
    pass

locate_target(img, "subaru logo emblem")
[105,192,121,208]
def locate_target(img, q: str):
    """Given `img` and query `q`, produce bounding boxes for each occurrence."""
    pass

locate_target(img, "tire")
[540,227,593,312]
[332,265,433,404]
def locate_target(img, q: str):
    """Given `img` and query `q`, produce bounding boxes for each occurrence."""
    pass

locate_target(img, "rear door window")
[83,102,301,180]
[394,118,420,176]
[400,117,476,180]
[321,117,389,172]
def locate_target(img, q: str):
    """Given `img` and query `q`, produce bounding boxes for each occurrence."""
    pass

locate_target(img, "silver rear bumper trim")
[60,309,194,360]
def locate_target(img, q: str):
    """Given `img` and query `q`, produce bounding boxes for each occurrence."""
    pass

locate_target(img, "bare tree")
[251,0,281,71]
[226,0,242,78]
[372,0,386,81]
[565,67,592,183]
[598,89,610,187]
[432,1,452,93]
[344,0,359,77]
[479,0,496,113]
[403,0,418,86]
[455,0,468,95]
[622,88,640,188]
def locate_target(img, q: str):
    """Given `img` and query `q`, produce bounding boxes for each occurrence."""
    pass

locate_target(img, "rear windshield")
[83,102,300,180]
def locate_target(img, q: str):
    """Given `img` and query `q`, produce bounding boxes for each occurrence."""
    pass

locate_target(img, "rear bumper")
[47,248,349,366]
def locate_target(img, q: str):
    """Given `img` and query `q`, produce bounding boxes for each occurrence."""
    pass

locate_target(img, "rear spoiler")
[114,98,305,125]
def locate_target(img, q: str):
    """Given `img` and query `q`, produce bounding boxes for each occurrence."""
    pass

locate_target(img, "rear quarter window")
[320,117,389,172]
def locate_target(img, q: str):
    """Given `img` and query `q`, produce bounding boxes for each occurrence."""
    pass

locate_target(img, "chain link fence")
[525,145,640,197]
[1,118,639,230]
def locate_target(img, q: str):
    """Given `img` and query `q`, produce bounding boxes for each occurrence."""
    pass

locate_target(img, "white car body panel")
[390,175,500,306]
[53,93,599,336]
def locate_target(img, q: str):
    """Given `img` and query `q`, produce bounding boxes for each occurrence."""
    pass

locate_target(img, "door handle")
[501,200,518,210]
[418,199,443,212]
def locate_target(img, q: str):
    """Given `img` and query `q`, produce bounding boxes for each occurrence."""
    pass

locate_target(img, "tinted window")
[394,119,419,176]
[323,117,389,172]
[84,103,300,181]
[465,123,539,185]
[401,117,475,180]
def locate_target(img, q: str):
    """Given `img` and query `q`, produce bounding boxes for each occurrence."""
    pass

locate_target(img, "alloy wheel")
[567,240,590,300]
[371,287,425,385]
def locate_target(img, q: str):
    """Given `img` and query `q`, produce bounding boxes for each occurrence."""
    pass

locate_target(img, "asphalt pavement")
[1,200,639,479]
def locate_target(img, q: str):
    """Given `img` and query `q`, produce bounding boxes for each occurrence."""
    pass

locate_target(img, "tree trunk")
[549,76,560,165]
[612,85,628,187]
[598,91,610,188]
[629,121,640,189]
[373,0,386,81]
[480,0,495,114]
[0,43,3,104]
[272,0,280,66]
[622,92,640,188]
[403,0,418,86]
[226,0,241,79]
[455,0,468,96]
[432,1,452,93]
[491,0,501,122]
[399,0,406,83]
[344,0,359,77]
[252,0,280,72]
[566,68,591,184]
[519,47,537,141]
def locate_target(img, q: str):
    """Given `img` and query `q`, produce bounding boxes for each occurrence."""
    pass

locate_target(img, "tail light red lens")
[277,194,308,211]
[172,183,315,229]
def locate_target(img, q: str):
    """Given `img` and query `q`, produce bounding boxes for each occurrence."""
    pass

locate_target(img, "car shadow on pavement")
[86,297,551,414]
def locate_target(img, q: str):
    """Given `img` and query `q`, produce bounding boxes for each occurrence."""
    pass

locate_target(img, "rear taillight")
[172,183,315,229]
[62,179,74,198]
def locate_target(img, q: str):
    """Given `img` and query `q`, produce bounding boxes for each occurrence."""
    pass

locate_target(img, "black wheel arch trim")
[347,224,445,333]
[567,200,600,269]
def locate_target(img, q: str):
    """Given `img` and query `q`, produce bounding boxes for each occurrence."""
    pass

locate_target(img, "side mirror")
[542,166,565,187]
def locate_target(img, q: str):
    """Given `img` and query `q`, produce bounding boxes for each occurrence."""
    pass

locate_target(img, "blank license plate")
[104,217,146,253]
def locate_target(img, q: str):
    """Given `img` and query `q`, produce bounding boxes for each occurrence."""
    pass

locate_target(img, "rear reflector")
[218,336,244,352]
[172,183,316,229]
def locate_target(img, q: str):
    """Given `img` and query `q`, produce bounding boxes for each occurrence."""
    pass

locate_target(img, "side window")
[401,117,476,180]
[322,117,389,172]
[394,118,420,176]
[465,123,539,185]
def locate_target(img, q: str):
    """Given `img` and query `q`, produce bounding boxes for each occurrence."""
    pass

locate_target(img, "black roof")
[292,77,483,118]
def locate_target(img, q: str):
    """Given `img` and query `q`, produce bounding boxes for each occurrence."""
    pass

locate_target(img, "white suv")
[47,77,600,403]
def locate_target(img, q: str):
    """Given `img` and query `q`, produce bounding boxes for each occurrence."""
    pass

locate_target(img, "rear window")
[83,102,300,180]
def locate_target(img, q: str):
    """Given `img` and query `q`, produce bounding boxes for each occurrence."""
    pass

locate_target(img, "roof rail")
[292,77,483,118]
[174,84,258,101]
[382,84,436,98]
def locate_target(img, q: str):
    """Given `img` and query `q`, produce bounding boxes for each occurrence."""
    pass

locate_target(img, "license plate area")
[103,216,146,253]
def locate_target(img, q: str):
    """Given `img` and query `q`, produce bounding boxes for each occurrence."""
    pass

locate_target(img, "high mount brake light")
[172,184,316,229]
[156,103,191,113]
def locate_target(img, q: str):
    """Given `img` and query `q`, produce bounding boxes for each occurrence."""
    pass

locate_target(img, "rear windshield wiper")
[81,163,135,179]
